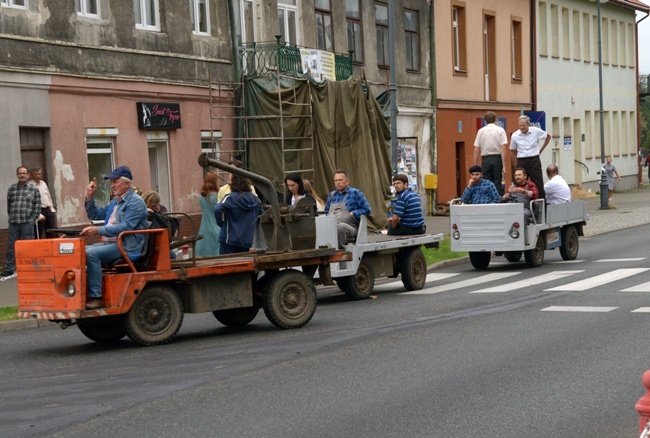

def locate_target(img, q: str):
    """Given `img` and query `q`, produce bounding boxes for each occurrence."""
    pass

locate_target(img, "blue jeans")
[85,243,123,298]
[5,222,35,272]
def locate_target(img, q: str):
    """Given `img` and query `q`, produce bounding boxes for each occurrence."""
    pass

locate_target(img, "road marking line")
[400,272,521,295]
[632,307,650,313]
[621,281,650,292]
[595,258,646,262]
[473,270,584,293]
[545,268,650,291]
[541,306,617,312]
[549,260,585,264]
[373,273,460,292]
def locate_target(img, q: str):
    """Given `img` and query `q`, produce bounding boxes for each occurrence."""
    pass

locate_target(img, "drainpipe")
[530,0,537,112]
[228,0,241,79]
[429,0,437,208]
[636,11,649,186]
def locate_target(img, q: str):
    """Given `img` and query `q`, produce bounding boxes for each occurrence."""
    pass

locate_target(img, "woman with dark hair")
[196,171,221,257]
[214,173,262,255]
[284,173,307,206]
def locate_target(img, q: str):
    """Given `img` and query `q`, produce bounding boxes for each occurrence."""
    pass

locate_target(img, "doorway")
[148,140,171,210]
[573,119,583,187]
[455,142,466,198]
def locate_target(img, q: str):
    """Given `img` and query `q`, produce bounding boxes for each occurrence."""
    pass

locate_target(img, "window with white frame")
[404,9,419,72]
[376,1,389,67]
[315,0,333,51]
[86,129,116,206]
[278,0,298,45]
[346,0,364,63]
[452,2,466,73]
[190,0,210,35]
[241,0,255,43]
[134,0,160,31]
[76,0,99,17]
[1,0,27,8]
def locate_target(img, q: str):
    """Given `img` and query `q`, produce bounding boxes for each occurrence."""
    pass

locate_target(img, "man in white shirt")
[29,167,56,238]
[510,115,552,199]
[544,164,571,204]
[474,111,508,195]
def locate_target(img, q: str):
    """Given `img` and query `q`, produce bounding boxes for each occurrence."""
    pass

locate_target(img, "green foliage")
[641,76,650,153]
[422,237,467,265]
[0,306,18,322]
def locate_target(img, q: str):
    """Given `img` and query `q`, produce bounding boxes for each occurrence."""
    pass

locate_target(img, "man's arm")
[29,188,41,223]
[489,182,501,203]
[540,132,552,154]
[473,146,480,166]
[501,143,508,174]
[528,181,539,200]
[460,186,472,204]
[350,189,371,219]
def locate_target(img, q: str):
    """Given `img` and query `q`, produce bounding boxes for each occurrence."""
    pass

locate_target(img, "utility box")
[424,174,437,190]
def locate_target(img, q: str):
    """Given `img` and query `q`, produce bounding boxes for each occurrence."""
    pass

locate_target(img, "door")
[573,118,583,187]
[19,128,49,180]
[455,142,466,198]
[148,141,171,211]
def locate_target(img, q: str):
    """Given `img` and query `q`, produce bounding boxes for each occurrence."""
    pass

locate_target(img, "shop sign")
[137,102,181,130]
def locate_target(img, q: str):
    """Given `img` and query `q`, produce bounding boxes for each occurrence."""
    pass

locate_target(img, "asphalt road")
[2,225,650,437]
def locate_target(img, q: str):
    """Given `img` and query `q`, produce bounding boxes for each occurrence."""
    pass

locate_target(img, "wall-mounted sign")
[300,49,336,81]
[563,136,572,150]
[137,102,181,130]
[476,117,507,131]
[396,138,419,190]
[525,111,546,131]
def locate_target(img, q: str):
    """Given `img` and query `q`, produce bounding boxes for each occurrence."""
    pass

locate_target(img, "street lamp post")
[593,0,610,208]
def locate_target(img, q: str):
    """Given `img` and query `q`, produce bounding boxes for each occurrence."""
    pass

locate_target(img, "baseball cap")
[104,166,133,180]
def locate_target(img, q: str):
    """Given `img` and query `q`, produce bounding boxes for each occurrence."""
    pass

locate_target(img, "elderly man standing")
[544,164,571,204]
[80,166,148,309]
[2,166,40,277]
[29,167,57,238]
[324,169,371,248]
[460,165,501,205]
[510,115,551,199]
[474,111,508,195]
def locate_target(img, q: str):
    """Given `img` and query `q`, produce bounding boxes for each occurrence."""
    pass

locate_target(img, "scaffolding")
[208,71,315,189]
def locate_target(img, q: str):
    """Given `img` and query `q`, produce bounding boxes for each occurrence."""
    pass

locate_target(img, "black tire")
[504,251,523,262]
[213,307,260,327]
[524,235,545,268]
[263,269,317,329]
[401,248,427,291]
[123,285,184,346]
[559,225,579,261]
[77,316,126,343]
[469,252,491,270]
[335,256,375,300]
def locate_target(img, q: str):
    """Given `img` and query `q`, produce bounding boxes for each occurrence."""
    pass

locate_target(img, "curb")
[0,319,56,333]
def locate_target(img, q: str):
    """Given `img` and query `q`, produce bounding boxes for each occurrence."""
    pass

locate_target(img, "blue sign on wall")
[477,117,507,131]
[525,111,546,131]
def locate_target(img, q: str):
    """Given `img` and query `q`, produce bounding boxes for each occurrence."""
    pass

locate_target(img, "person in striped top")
[387,174,425,236]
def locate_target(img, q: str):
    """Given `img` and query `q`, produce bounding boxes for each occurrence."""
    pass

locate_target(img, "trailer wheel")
[524,235,545,268]
[335,256,375,300]
[504,251,523,262]
[559,225,579,260]
[469,252,491,270]
[213,307,260,327]
[401,248,427,291]
[123,285,183,346]
[78,316,126,343]
[263,269,316,329]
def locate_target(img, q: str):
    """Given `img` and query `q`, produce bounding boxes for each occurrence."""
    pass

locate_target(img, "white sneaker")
[608,197,613,202]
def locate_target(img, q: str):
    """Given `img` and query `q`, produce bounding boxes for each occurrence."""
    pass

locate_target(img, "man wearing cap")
[80,166,148,310]
[460,165,501,205]
[387,174,425,235]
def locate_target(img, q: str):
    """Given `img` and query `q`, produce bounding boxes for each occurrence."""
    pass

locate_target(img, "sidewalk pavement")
[1,185,648,329]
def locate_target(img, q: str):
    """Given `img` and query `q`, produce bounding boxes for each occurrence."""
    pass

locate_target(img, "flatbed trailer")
[449,199,589,269]
[316,215,445,300]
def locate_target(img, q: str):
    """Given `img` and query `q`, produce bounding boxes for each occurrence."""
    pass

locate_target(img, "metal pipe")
[596,0,609,208]
[388,0,398,175]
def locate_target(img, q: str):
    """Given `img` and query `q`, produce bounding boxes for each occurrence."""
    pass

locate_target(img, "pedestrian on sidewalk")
[644,154,650,181]
[29,167,57,239]
[602,156,621,202]
[2,166,40,277]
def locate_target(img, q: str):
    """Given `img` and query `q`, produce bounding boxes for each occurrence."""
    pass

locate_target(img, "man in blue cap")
[80,166,148,310]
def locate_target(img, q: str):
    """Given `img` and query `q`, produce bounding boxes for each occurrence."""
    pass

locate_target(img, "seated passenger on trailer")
[386,174,425,235]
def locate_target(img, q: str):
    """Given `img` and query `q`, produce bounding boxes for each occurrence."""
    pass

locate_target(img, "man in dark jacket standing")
[2,166,40,277]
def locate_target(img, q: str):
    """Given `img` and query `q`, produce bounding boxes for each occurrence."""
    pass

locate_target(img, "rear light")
[513,222,520,229]
[452,230,460,240]
[452,224,458,230]
[65,270,76,297]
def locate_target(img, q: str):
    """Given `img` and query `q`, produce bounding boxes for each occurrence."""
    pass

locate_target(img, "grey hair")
[119,176,132,185]
[518,115,531,125]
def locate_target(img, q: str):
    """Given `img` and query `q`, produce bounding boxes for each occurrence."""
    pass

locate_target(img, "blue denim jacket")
[85,189,148,257]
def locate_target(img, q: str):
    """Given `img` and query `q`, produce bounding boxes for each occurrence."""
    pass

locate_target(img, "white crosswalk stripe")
[545,268,650,291]
[621,281,650,292]
[549,260,585,264]
[595,258,646,263]
[400,272,520,295]
[373,273,460,292]
[631,308,650,313]
[473,270,584,293]
[541,306,618,312]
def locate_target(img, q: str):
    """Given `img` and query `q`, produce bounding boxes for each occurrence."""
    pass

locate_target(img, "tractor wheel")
[524,235,545,268]
[213,307,260,327]
[401,248,427,291]
[559,226,579,261]
[77,316,126,343]
[123,285,183,346]
[263,270,317,329]
[504,251,523,262]
[469,252,491,270]
[335,256,375,300]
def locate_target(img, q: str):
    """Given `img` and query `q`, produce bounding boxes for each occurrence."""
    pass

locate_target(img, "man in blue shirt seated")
[387,174,425,235]
[80,166,148,310]
[324,169,372,248]
[460,165,501,204]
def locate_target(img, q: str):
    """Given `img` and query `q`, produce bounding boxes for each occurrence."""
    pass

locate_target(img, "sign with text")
[524,111,546,131]
[300,49,336,81]
[476,117,507,131]
[137,102,181,130]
